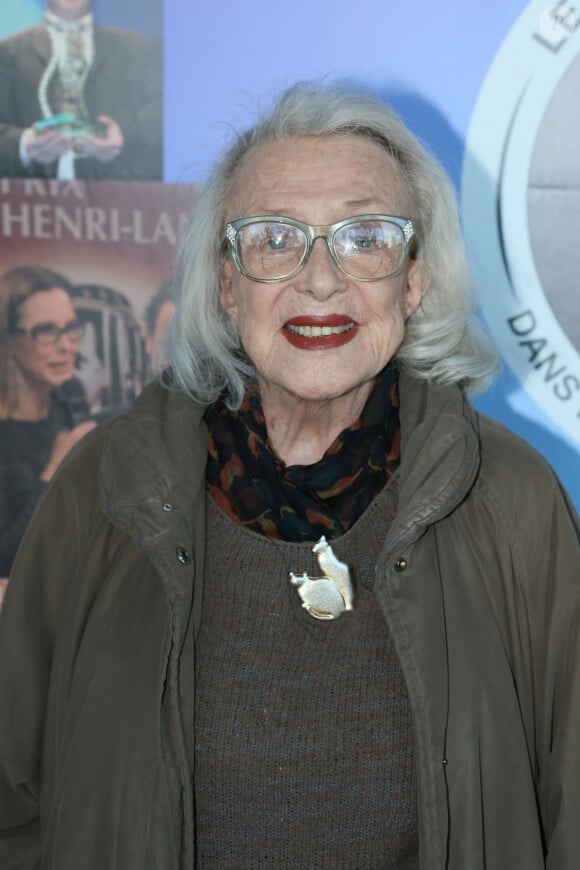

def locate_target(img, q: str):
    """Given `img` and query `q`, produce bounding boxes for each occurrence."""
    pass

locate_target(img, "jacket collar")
[100,369,480,553]
[100,379,209,546]
[387,367,481,552]
[44,12,94,32]
[28,20,102,66]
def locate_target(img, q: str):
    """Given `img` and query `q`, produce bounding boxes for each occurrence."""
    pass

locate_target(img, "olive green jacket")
[0,372,579,869]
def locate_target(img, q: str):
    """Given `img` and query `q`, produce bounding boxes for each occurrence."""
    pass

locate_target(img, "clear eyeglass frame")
[12,320,85,347]
[224,213,415,283]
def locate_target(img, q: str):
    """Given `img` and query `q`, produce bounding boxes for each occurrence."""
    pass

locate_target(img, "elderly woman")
[0,84,579,870]
[0,266,94,578]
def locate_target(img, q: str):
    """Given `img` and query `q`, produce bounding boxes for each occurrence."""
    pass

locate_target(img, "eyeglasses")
[12,319,85,346]
[224,214,415,283]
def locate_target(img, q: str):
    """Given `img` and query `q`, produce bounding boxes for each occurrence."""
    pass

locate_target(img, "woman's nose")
[292,238,349,299]
[54,332,75,351]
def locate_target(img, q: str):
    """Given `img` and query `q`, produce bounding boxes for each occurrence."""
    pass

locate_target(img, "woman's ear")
[219,257,238,322]
[404,259,431,318]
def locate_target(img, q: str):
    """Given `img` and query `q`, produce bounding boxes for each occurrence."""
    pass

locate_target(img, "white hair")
[169,82,498,407]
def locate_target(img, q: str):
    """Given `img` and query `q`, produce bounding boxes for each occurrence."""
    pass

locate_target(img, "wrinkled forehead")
[225,133,414,220]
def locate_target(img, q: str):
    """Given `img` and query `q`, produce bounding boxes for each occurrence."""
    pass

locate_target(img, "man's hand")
[73,115,124,163]
[21,125,71,164]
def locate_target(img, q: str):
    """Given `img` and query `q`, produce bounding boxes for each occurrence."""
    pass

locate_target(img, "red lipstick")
[283,315,358,350]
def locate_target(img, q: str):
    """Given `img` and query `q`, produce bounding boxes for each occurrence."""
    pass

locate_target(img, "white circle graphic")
[462,0,580,444]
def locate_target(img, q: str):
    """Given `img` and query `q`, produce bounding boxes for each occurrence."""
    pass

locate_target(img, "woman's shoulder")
[50,379,208,503]
[474,412,577,529]
[477,413,559,481]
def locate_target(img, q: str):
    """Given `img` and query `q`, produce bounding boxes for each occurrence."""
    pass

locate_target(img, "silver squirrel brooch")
[289,536,354,620]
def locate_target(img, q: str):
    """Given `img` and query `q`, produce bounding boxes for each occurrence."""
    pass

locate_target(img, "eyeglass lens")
[31,321,84,345]
[235,219,407,280]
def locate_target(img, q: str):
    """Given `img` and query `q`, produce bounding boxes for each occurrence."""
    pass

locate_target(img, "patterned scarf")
[205,363,401,542]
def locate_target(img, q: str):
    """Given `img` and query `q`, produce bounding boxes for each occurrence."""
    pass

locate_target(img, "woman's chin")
[46,366,75,388]
[261,372,375,409]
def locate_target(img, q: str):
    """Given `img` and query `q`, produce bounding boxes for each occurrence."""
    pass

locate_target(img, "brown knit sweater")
[194,481,418,868]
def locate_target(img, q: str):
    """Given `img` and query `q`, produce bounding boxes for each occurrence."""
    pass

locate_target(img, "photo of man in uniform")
[0,0,163,180]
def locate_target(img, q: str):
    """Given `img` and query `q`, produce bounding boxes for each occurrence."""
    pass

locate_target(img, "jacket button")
[163,503,174,512]
[176,547,191,565]
[394,557,408,573]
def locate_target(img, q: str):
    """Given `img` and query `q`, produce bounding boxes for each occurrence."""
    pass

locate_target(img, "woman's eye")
[34,324,57,338]
[355,232,376,249]
[268,234,287,250]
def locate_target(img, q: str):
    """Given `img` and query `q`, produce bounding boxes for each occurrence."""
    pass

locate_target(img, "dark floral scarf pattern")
[206,363,401,542]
